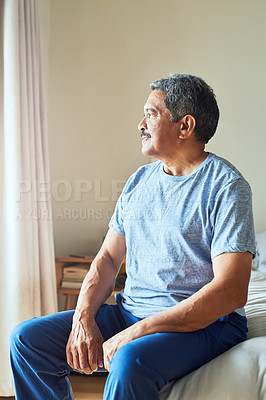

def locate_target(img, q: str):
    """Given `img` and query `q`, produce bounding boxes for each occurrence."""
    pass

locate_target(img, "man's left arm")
[103,251,252,370]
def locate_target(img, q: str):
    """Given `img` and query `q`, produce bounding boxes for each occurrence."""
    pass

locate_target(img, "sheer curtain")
[0,0,57,395]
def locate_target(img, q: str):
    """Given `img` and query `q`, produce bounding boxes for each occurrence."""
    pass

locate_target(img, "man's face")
[138,90,179,158]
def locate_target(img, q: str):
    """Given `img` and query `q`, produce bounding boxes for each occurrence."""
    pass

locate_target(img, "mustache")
[140,131,151,138]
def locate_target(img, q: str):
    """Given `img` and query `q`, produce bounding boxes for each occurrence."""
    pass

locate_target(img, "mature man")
[10,74,256,399]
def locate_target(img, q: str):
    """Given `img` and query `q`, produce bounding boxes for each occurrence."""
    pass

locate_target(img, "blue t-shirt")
[109,153,256,319]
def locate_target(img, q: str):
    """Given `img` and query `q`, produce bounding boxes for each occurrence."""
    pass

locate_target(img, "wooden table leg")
[65,295,73,311]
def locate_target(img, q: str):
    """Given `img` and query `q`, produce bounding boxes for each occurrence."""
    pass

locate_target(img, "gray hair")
[150,73,219,144]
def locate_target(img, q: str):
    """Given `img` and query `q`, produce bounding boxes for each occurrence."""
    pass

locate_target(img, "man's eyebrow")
[144,106,157,113]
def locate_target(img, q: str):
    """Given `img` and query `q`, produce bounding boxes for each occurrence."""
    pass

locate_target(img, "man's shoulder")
[207,153,252,195]
[208,153,249,183]
[209,153,242,176]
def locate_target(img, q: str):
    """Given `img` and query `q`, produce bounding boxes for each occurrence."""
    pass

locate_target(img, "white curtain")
[0,0,57,395]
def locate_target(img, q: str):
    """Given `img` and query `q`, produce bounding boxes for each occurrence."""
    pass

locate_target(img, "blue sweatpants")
[10,294,247,400]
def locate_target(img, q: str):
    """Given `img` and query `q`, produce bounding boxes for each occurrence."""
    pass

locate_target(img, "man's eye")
[143,112,152,119]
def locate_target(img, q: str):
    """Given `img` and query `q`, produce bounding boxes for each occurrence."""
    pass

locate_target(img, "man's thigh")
[109,313,247,385]
[11,302,130,368]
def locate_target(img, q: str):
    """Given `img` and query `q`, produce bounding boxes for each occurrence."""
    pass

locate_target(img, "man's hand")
[103,326,135,371]
[66,314,104,374]
[65,229,126,374]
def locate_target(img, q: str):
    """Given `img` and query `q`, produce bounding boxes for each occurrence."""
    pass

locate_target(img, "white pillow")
[245,269,266,339]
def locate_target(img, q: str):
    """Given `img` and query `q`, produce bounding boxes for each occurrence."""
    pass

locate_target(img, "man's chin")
[141,148,160,162]
[141,146,152,157]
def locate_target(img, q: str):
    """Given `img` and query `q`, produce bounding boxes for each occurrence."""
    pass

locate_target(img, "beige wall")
[40,0,266,257]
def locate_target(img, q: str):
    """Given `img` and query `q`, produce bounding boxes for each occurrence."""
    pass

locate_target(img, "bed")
[160,232,266,400]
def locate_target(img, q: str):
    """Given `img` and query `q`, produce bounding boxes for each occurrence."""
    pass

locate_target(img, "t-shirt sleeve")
[108,164,149,236]
[211,179,256,259]
[109,192,125,235]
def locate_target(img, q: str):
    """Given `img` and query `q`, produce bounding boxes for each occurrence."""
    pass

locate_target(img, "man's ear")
[178,115,196,139]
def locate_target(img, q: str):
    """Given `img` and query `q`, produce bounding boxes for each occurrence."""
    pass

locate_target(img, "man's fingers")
[66,344,74,369]
[66,323,104,373]
[98,343,104,368]
[71,348,82,371]
[103,343,110,372]
[66,343,99,374]
[103,354,110,372]
[79,344,91,372]
[88,345,99,372]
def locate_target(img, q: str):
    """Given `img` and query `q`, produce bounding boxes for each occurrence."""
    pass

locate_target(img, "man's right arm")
[66,228,126,374]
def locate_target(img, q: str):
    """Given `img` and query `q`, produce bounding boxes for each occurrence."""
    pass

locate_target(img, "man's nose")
[138,116,147,132]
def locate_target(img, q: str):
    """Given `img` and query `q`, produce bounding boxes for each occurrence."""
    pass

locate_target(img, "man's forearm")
[75,255,119,319]
[134,279,240,338]
[74,229,126,319]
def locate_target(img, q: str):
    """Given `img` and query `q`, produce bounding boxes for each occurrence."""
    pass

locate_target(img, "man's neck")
[162,149,208,177]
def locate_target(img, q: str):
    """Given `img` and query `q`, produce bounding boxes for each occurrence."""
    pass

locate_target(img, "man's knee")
[10,318,38,355]
[109,341,149,381]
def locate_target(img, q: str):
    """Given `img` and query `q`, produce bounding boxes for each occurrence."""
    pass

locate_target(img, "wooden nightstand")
[55,257,126,310]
